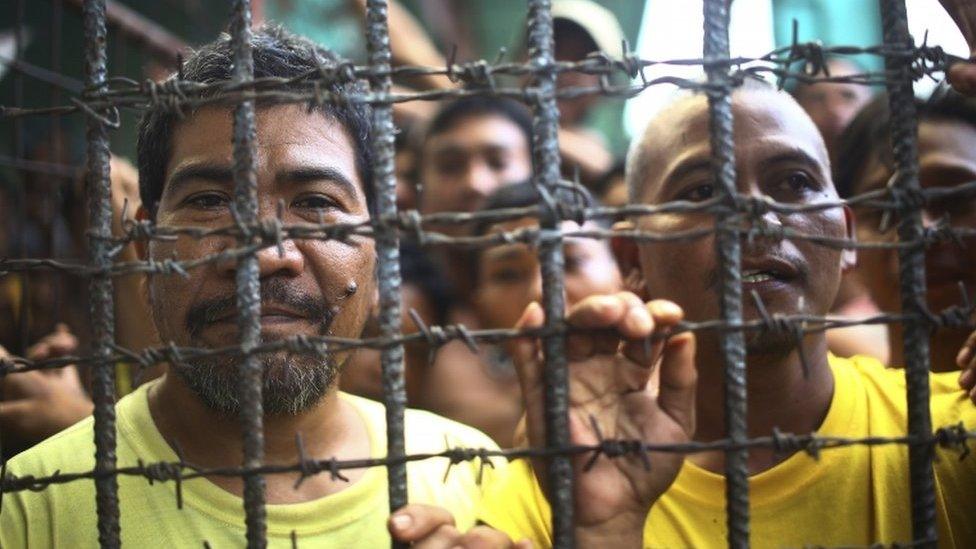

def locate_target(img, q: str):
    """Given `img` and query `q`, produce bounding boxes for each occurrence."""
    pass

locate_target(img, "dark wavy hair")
[833,91,976,199]
[137,24,374,217]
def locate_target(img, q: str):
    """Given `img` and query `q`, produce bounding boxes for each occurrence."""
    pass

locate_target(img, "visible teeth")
[743,271,774,283]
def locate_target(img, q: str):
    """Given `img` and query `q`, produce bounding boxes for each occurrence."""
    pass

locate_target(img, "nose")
[529,270,544,305]
[462,161,500,201]
[254,238,305,279]
[218,235,306,280]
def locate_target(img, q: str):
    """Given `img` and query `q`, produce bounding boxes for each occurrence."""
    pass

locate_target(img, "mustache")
[186,279,336,338]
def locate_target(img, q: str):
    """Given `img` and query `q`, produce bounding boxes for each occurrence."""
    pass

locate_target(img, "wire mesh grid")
[0,0,975,547]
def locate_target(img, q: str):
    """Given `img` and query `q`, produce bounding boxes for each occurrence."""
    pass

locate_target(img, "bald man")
[477,82,976,547]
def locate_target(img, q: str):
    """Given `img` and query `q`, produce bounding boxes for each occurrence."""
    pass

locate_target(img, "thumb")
[655,332,697,437]
[511,301,545,393]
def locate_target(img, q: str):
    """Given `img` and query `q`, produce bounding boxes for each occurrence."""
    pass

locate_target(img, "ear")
[134,206,151,261]
[841,204,857,273]
[610,220,650,301]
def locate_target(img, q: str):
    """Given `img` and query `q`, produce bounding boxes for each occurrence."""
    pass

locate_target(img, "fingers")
[957,329,976,370]
[26,323,79,362]
[621,300,684,369]
[389,505,522,548]
[957,330,976,404]
[949,63,976,97]
[655,332,698,437]
[1,370,44,400]
[454,526,529,549]
[565,293,645,361]
[388,504,456,543]
[511,302,545,393]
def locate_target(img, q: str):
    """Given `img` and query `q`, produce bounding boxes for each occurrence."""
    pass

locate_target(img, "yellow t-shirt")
[479,354,976,548]
[0,382,505,548]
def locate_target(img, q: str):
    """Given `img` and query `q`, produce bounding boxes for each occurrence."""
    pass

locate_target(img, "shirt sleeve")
[478,458,554,548]
[0,464,39,548]
[930,372,976,546]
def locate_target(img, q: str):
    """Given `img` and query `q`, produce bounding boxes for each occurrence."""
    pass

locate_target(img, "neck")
[887,322,967,373]
[148,368,369,503]
[689,334,835,475]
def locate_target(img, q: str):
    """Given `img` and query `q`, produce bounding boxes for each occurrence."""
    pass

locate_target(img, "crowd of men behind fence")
[3,0,976,547]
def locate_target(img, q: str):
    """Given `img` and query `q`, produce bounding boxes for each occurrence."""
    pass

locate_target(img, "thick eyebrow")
[483,244,532,263]
[661,157,714,195]
[758,149,825,176]
[429,143,512,157]
[165,164,360,199]
[275,166,360,198]
[166,163,234,197]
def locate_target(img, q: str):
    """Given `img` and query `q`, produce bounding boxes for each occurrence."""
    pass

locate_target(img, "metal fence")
[1,0,975,547]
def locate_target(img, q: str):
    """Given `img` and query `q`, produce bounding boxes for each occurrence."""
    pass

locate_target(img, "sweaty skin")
[621,88,854,474]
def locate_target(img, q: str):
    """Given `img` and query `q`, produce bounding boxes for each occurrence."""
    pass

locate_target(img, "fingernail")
[654,300,683,319]
[390,513,412,530]
[960,368,974,387]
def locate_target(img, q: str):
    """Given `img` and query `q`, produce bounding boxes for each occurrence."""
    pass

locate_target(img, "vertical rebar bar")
[229,1,267,547]
[50,0,65,330]
[81,0,121,546]
[526,1,573,547]
[702,1,750,547]
[15,0,30,356]
[362,3,408,543]
[877,0,937,545]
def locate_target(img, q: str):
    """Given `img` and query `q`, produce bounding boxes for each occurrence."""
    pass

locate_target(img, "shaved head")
[626,83,830,205]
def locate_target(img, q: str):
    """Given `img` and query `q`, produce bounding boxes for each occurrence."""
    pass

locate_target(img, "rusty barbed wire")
[1,0,975,546]
[2,420,972,497]
[0,40,963,121]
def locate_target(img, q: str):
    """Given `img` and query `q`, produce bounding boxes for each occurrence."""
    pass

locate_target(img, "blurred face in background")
[853,117,976,331]
[794,58,873,155]
[420,114,532,223]
[474,216,622,334]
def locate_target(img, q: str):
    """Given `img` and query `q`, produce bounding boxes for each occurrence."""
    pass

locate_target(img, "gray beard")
[171,343,339,417]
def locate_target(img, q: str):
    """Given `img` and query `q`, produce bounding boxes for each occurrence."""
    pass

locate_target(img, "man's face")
[146,104,376,415]
[795,61,872,154]
[420,114,532,219]
[631,91,853,356]
[474,217,622,332]
[854,118,976,317]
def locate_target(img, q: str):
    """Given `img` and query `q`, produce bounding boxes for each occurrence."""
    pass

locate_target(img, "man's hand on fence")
[940,0,976,95]
[512,293,697,547]
[956,328,976,403]
[0,324,94,442]
[388,504,532,548]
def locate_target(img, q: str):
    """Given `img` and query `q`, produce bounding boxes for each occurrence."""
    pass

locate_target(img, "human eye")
[183,191,230,210]
[676,182,715,202]
[771,171,820,200]
[487,152,508,172]
[488,266,526,284]
[435,156,465,176]
[293,193,339,211]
